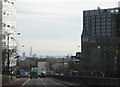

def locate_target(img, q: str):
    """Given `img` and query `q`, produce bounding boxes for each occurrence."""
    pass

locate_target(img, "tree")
[45,58,55,71]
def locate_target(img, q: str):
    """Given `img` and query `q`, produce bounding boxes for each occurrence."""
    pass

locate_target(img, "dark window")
[4,0,7,2]
[7,13,9,16]
[3,12,6,15]
[11,2,14,4]
[7,25,10,28]
[4,24,6,27]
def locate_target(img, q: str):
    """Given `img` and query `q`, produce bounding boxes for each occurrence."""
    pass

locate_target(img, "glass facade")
[81,7,120,77]
[84,14,113,37]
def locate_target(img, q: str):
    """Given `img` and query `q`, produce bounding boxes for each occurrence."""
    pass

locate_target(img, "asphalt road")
[21,77,69,87]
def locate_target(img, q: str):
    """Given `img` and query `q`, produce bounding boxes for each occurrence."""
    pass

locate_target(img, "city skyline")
[16,0,120,57]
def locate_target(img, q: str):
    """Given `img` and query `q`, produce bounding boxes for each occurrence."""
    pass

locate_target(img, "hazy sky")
[16,0,120,57]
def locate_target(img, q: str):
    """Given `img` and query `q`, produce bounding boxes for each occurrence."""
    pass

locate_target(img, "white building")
[37,62,47,76]
[1,0,17,68]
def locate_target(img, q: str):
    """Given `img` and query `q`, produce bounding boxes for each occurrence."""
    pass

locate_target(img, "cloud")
[16,0,81,16]
[16,0,119,56]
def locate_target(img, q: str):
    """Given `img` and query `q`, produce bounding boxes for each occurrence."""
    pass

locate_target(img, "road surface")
[21,77,69,87]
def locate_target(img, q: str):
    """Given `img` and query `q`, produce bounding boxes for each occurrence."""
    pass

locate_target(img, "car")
[40,72,46,78]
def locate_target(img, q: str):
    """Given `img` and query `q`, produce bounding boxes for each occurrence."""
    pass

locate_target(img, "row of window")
[91,29,112,37]
[92,33,112,37]
[3,11,13,16]
[4,0,14,5]
[84,17,112,23]
[2,35,15,40]
[3,23,15,29]
[84,8,119,17]
[3,23,10,27]
[85,24,112,29]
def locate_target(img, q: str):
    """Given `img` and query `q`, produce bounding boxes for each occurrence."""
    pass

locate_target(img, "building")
[71,52,81,64]
[37,62,47,76]
[1,0,17,74]
[0,0,2,80]
[81,7,120,77]
[17,57,38,72]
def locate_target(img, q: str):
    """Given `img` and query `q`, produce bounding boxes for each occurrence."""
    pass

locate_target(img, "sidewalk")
[1,77,29,87]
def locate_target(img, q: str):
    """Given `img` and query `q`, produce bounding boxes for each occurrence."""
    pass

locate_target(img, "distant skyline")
[16,0,120,57]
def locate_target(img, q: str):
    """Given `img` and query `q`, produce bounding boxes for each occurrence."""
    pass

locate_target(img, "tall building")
[81,7,120,77]
[1,0,17,70]
[0,1,2,84]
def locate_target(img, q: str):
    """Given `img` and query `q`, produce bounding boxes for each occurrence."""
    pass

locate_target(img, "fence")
[48,75,120,86]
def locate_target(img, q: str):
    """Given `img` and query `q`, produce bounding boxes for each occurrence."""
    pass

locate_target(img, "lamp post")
[78,46,80,52]
[117,37,120,78]
[16,32,20,66]
[7,33,10,75]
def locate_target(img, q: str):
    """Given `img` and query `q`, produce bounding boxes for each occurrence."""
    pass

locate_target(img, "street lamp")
[7,33,10,75]
[97,45,100,49]
[78,46,80,52]
[16,32,20,66]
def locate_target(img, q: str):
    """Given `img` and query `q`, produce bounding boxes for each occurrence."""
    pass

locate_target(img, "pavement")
[1,77,29,87]
[1,77,81,87]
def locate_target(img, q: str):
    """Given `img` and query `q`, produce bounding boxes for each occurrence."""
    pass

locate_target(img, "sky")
[16,0,120,57]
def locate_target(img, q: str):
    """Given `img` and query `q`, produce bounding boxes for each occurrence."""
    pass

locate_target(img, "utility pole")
[7,33,10,75]
[63,58,64,74]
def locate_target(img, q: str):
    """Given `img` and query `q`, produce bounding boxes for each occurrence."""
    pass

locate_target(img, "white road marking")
[40,79,47,87]
[20,78,30,87]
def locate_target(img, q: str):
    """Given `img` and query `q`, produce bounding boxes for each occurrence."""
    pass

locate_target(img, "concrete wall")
[2,75,17,85]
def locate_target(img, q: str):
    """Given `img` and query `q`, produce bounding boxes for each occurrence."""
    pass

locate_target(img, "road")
[21,77,69,87]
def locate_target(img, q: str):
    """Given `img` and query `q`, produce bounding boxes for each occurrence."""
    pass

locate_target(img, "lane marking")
[20,78,30,87]
[40,79,47,87]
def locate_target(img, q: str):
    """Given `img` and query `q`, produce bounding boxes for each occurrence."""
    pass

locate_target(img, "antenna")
[97,1,101,9]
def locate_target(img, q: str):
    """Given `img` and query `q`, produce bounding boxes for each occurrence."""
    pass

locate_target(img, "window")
[101,19,105,22]
[96,16,100,19]
[3,24,6,27]
[83,37,88,42]
[3,12,6,15]
[96,23,100,26]
[7,13,9,16]
[101,32,106,36]
[101,16,106,19]
[7,25,10,28]
[3,35,6,39]
[115,9,119,13]
[96,19,100,22]
[11,2,14,4]
[4,0,8,2]
[101,29,106,35]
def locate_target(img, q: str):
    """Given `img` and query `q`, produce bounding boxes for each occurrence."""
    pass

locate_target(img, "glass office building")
[81,7,120,77]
